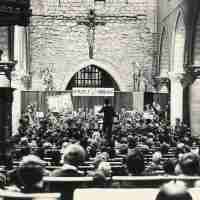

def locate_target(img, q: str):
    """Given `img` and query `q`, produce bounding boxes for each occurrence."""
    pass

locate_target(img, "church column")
[156,77,169,94]
[189,67,200,137]
[14,26,27,72]
[155,77,169,119]
[0,62,15,162]
[12,25,28,134]
[168,72,184,126]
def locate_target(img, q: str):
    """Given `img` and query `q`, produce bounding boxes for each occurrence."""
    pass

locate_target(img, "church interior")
[0,0,200,199]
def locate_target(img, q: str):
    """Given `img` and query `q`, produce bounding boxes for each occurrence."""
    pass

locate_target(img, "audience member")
[13,155,46,193]
[97,161,112,177]
[126,149,145,175]
[155,181,192,200]
[163,159,175,175]
[145,151,163,175]
[177,152,200,176]
[51,144,86,177]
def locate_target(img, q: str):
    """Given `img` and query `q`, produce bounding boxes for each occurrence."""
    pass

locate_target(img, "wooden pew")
[112,176,200,188]
[74,188,159,200]
[74,188,200,200]
[0,190,60,200]
[45,164,125,176]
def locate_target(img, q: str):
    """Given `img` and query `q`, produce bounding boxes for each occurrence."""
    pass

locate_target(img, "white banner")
[72,88,114,96]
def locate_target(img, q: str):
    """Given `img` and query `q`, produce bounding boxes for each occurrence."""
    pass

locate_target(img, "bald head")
[155,181,192,200]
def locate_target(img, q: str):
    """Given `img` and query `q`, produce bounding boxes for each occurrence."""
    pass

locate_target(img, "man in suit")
[99,98,116,147]
[51,144,86,177]
[51,144,86,200]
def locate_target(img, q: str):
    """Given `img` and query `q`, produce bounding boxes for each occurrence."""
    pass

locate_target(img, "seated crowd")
[0,104,200,199]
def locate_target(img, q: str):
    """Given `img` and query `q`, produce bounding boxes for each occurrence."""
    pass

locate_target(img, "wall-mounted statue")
[132,62,147,92]
[40,65,55,91]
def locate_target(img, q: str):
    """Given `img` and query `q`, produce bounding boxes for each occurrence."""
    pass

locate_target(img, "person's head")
[160,143,169,154]
[145,137,154,147]
[179,152,200,175]
[17,155,45,192]
[63,144,86,167]
[152,151,162,164]
[119,143,128,155]
[104,98,110,105]
[94,152,109,168]
[155,181,192,200]
[126,149,145,175]
[97,161,112,177]
[127,135,137,149]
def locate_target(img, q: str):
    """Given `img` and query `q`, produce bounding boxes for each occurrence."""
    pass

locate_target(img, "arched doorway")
[66,64,122,111]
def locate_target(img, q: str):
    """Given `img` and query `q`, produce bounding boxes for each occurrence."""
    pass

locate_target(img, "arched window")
[66,65,119,90]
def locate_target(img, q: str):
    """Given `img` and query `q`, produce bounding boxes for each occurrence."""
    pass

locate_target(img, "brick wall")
[29,0,157,91]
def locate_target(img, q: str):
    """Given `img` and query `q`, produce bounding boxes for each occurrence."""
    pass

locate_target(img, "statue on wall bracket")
[132,61,147,92]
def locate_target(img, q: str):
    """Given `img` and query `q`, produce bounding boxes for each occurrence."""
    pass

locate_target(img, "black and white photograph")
[0,0,199,199]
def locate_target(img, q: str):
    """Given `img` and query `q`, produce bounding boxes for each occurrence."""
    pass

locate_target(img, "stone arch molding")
[171,10,186,73]
[159,26,170,77]
[62,59,126,91]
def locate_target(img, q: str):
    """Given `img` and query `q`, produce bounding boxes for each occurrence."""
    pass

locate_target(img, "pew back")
[74,188,200,200]
[0,191,60,200]
[112,176,200,188]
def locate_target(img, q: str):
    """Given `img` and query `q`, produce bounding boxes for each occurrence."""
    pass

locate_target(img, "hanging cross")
[77,9,106,59]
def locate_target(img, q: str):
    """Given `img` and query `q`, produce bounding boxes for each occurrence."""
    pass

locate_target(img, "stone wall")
[29,0,158,91]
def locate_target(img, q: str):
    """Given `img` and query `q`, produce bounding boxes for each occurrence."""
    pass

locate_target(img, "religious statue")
[41,67,54,91]
[132,62,147,92]
[87,25,95,59]
[77,9,106,59]
[139,73,147,92]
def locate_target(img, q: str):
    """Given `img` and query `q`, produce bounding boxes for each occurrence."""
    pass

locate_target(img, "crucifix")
[78,9,106,59]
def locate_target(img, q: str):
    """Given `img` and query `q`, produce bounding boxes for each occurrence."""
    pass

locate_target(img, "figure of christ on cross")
[78,9,106,59]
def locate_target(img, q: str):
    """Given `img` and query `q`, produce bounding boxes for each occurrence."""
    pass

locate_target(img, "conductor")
[99,98,116,146]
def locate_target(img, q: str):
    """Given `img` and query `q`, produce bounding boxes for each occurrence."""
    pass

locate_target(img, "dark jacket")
[99,105,116,124]
[51,167,84,177]
[51,165,84,200]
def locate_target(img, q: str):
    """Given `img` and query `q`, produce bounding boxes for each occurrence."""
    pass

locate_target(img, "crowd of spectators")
[0,103,200,196]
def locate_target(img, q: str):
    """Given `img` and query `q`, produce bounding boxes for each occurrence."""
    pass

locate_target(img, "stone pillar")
[0,62,15,161]
[12,25,27,134]
[155,77,169,120]
[189,67,200,137]
[168,72,184,126]
[14,26,27,72]
[133,91,144,112]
